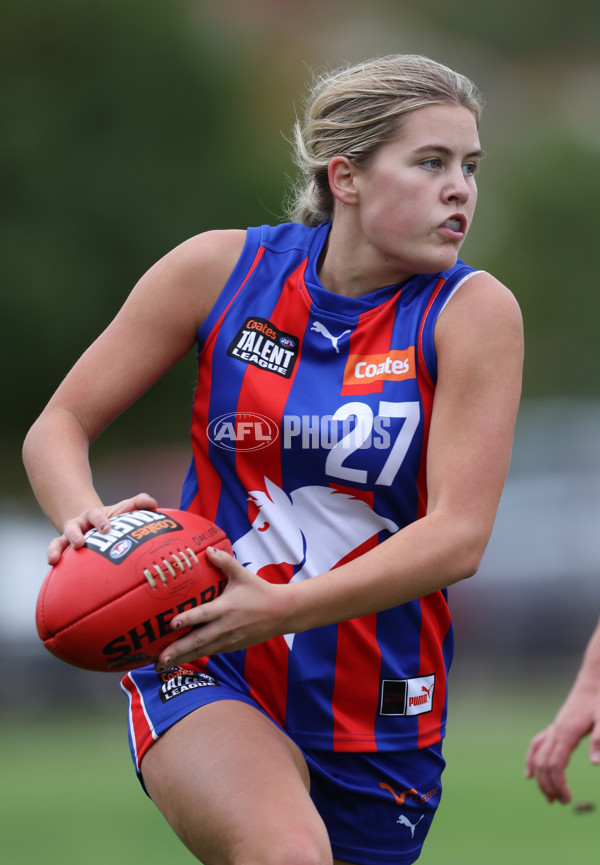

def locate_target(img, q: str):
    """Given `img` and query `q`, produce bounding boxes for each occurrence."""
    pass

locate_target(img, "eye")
[462,161,480,177]
[421,157,441,171]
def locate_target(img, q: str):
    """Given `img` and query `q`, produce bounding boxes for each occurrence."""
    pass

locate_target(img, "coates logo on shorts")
[227,316,299,378]
[207,412,279,451]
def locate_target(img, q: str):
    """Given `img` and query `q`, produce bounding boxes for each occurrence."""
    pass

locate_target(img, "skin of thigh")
[140,700,334,865]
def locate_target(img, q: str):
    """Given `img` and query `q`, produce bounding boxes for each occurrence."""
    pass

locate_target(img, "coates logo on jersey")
[342,348,416,394]
[227,317,299,378]
[207,412,279,451]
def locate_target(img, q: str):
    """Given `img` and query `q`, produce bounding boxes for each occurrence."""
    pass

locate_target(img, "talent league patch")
[379,675,435,716]
[158,667,219,703]
[227,316,299,378]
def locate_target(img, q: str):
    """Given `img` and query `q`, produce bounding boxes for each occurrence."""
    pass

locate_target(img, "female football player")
[23,54,523,864]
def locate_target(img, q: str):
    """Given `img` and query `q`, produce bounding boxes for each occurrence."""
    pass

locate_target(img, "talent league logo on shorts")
[227,316,299,378]
[158,666,219,703]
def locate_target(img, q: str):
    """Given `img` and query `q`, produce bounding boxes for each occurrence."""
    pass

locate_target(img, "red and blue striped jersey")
[180,221,480,752]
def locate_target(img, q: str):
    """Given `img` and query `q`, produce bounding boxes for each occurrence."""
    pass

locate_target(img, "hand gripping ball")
[35,508,231,672]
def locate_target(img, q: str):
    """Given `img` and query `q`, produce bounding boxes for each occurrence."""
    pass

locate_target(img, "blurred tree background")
[3,0,600,500]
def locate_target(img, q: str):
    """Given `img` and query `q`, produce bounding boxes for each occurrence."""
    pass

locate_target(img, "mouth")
[439,214,467,236]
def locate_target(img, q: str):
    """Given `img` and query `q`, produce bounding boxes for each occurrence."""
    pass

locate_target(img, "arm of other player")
[525,616,600,804]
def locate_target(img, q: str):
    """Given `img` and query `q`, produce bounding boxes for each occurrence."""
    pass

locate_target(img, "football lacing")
[143,547,200,588]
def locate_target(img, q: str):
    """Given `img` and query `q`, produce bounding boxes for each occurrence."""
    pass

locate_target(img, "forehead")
[392,103,481,153]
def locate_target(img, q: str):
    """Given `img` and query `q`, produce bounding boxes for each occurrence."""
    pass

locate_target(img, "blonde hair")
[287,54,484,226]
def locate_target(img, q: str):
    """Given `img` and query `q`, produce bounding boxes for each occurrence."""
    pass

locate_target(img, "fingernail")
[99,522,110,533]
[591,751,600,764]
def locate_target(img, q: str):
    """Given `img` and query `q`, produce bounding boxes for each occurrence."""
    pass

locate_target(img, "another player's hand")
[155,547,294,668]
[525,686,600,804]
[47,493,158,565]
[525,724,578,804]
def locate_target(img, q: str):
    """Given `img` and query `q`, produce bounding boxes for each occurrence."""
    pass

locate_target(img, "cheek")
[361,200,410,240]
[469,186,478,213]
[374,195,423,237]
[361,180,415,224]
[356,170,426,237]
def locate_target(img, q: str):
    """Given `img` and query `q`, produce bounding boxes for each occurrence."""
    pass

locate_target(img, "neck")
[317,217,405,298]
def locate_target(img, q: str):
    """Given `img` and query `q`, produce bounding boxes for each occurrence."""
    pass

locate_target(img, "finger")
[206,545,239,574]
[167,547,242,633]
[525,729,548,778]
[61,519,89,549]
[155,621,221,669]
[547,759,572,805]
[109,493,158,518]
[535,740,573,804]
[47,534,70,566]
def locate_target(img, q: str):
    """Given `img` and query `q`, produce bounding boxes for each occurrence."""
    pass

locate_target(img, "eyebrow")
[414,144,483,159]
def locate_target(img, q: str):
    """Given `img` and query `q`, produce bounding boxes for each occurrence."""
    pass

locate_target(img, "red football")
[35,508,232,673]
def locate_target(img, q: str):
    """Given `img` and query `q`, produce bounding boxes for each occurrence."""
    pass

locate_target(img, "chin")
[418,251,460,275]
[434,246,461,271]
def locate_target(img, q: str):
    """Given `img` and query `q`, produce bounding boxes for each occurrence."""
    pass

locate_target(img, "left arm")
[159,272,523,664]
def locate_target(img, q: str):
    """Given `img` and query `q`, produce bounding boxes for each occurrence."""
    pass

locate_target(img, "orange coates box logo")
[343,348,416,388]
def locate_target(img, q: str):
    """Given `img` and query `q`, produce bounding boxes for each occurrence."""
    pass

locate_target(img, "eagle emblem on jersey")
[232,477,398,648]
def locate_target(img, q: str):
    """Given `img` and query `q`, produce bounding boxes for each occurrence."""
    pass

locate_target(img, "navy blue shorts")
[121,664,445,865]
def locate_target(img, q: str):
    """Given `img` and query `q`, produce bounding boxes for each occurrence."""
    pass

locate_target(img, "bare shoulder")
[168,228,247,276]
[145,229,247,322]
[436,269,523,352]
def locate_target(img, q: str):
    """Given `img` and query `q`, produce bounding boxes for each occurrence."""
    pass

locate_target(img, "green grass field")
[1,684,598,864]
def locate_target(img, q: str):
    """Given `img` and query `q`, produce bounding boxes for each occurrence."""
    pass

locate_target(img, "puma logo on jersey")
[311,321,351,353]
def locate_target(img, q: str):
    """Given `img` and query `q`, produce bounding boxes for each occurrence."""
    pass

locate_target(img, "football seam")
[39,553,207,637]
[38,536,230,638]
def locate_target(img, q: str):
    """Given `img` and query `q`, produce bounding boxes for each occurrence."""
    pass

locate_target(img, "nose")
[443,165,471,205]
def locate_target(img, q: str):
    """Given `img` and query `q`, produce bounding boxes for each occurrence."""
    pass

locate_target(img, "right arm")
[23,229,246,562]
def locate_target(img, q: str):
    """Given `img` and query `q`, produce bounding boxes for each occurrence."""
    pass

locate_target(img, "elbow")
[22,422,39,472]
[22,415,49,470]
[447,527,491,585]
[457,548,484,582]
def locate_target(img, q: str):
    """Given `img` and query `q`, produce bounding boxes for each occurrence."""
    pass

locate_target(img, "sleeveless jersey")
[179,221,480,753]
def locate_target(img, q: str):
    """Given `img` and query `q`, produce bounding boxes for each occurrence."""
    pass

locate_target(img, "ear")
[327,156,359,206]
